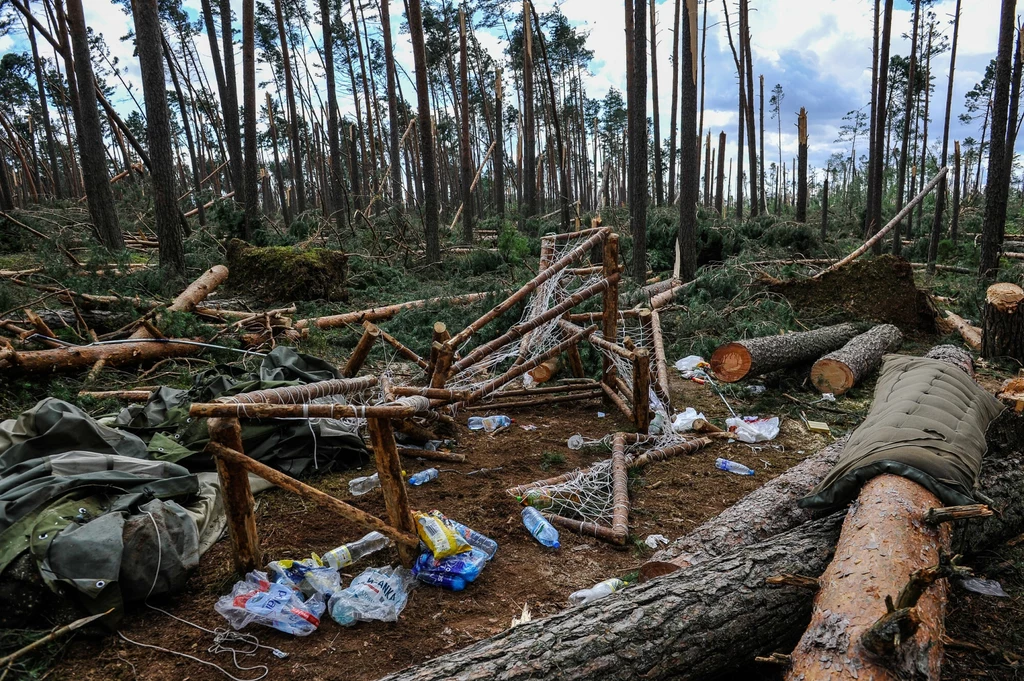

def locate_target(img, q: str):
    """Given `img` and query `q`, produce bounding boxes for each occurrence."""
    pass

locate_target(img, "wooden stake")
[632,348,651,433]
[207,417,261,574]
[342,321,381,377]
[464,388,603,410]
[366,417,419,567]
[567,342,586,377]
[602,234,620,387]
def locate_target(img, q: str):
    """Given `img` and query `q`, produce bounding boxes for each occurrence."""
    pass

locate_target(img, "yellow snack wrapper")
[415,511,471,559]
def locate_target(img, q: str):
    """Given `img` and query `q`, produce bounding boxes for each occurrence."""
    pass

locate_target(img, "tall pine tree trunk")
[629,0,648,278]
[241,0,259,237]
[667,0,681,205]
[459,9,473,242]
[796,107,808,223]
[927,0,961,270]
[979,0,1018,278]
[27,0,62,199]
[650,0,664,207]
[132,0,184,277]
[163,36,205,227]
[522,0,536,219]
[65,0,122,250]
[741,0,758,216]
[759,75,766,213]
[679,0,699,281]
[220,0,244,200]
[380,0,402,207]
[273,0,305,215]
[321,0,345,234]
[408,0,439,261]
[715,130,725,214]
[867,0,894,254]
[865,0,880,239]
[892,0,920,256]
[495,68,505,218]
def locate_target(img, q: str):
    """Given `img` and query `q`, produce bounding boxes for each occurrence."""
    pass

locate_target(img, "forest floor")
[1,205,1023,679]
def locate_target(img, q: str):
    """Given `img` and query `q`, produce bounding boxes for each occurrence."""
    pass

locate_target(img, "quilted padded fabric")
[799,354,1004,510]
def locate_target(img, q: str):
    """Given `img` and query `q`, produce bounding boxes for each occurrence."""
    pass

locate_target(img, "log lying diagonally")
[379,408,1024,681]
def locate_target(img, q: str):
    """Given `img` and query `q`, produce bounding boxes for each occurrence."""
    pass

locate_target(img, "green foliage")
[207,199,247,240]
[157,310,217,339]
[497,222,531,262]
[539,451,565,471]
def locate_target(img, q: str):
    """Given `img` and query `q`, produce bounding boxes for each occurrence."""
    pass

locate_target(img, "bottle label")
[327,546,353,567]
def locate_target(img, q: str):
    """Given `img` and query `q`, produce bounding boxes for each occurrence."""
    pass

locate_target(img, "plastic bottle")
[322,531,392,569]
[569,578,625,606]
[430,512,498,559]
[715,458,755,476]
[240,582,321,635]
[415,571,466,591]
[567,434,585,450]
[467,415,512,432]
[521,507,560,548]
[348,472,380,496]
[408,468,439,486]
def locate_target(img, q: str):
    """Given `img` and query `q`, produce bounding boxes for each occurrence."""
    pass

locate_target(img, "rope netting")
[444,233,605,395]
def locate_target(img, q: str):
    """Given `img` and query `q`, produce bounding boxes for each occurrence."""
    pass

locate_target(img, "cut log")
[0,339,204,374]
[711,323,860,383]
[981,283,1024,360]
[527,357,559,384]
[381,408,1024,681]
[942,310,983,351]
[785,475,949,681]
[809,324,903,395]
[923,344,974,378]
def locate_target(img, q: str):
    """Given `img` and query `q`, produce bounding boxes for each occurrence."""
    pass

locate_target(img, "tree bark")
[810,324,903,395]
[220,0,244,200]
[796,107,808,222]
[711,322,860,383]
[494,68,505,218]
[320,0,344,235]
[27,0,62,199]
[64,0,122,251]
[678,0,698,282]
[666,0,681,205]
[867,0,894,253]
[522,0,536,219]
[741,0,758,217]
[629,0,648,279]
[715,130,725,214]
[407,0,439,261]
[459,9,473,243]
[951,140,961,242]
[923,344,974,378]
[272,0,305,215]
[650,0,663,207]
[132,0,185,278]
[981,283,1024,360]
[821,177,829,240]
[891,0,920,257]
[979,0,1017,278]
[241,0,259,237]
[927,0,961,270]
[380,0,402,208]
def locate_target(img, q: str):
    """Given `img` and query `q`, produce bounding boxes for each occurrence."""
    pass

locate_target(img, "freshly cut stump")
[711,323,859,382]
[981,283,1024,361]
[786,475,949,681]
[810,324,903,395]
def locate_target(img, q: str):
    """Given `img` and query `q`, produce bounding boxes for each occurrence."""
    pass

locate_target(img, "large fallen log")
[129,265,228,340]
[0,338,205,373]
[809,324,903,395]
[380,409,1024,681]
[942,310,982,351]
[294,292,493,330]
[710,323,860,383]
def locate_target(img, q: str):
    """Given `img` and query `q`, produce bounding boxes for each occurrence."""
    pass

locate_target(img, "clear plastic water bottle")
[567,434,585,450]
[408,468,439,486]
[569,578,625,606]
[467,415,512,432]
[322,531,392,569]
[349,472,380,496]
[521,507,560,548]
[715,458,755,476]
[242,583,320,635]
[432,513,498,559]
[415,571,466,591]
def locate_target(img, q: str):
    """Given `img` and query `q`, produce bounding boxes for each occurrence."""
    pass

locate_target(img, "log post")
[424,321,449,378]
[528,357,559,384]
[430,342,455,389]
[342,321,381,377]
[711,323,860,383]
[601,234,620,387]
[981,283,1024,361]
[207,417,261,575]
[566,342,585,377]
[366,416,418,567]
[640,308,671,407]
[809,324,903,395]
[632,348,651,433]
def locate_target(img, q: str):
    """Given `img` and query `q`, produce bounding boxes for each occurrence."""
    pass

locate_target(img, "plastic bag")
[215,570,326,636]
[959,577,1010,597]
[672,407,707,432]
[674,355,708,373]
[267,557,341,598]
[725,416,780,443]
[412,547,489,591]
[328,566,417,626]
[414,511,472,559]
[644,534,669,549]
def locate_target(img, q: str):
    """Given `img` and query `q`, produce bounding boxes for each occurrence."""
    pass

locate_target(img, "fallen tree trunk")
[129,265,228,340]
[0,338,204,373]
[294,292,493,330]
[381,409,1024,681]
[981,283,1024,361]
[785,475,949,681]
[810,324,903,395]
[711,323,860,383]
[923,344,974,378]
[942,310,982,351]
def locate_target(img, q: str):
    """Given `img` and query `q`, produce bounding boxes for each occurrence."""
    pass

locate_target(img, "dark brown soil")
[46,375,827,681]
[770,255,938,333]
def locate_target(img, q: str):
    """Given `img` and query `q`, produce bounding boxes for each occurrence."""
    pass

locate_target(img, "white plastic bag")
[725,416,780,443]
[674,355,707,372]
[672,407,707,432]
[959,577,1010,597]
[328,566,417,626]
[215,570,326,636]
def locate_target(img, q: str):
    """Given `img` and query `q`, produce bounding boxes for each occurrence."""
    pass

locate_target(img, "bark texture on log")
[810,324,904,395]
[711,323,860,382]
[379,513,846,681]
[645,436,847,574]
[943,310,983,351]
[923,344,974,378]
[981,283,1024,360]
[785,475,949,681]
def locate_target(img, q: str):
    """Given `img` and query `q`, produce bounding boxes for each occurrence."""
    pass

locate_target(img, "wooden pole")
[207,417,261,574]
[366,416,419,567]
[649,308,672,408]
[465,387,603,411]
[813,167,948,279]
[601,234,620,387]
[632,348,651,433]
[342,321,380,377]
[190,402,418,419]
[224,375,378,404]
[566,342,586,377]
[294,292,492,331]
[378,327,429,369]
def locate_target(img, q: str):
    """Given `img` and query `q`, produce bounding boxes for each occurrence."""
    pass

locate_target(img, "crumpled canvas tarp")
[0,348,370,625]
[800,354,1004,510]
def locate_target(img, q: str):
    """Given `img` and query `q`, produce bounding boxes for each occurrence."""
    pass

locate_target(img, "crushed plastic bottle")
[349,472,380,496]
[412,547,490,591]
[569,578,625,606]
[215,571,325,636]
[322,530,392,569]
[328,566,417,626]
[467,415,512,432]
[522,506,560,548]
[567,434,585,450]
[715,457,755,476]
[429,510,498,559]
[408,468,439,486]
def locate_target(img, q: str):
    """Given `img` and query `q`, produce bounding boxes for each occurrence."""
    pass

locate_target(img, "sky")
[0,0,1010,182]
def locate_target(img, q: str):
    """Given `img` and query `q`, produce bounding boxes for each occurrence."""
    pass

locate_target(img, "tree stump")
[810,324,903,395]
[981,283,1024,360]
[711,323,860,382]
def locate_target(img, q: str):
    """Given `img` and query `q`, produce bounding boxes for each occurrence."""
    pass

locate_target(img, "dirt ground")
[44,371,832,681]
